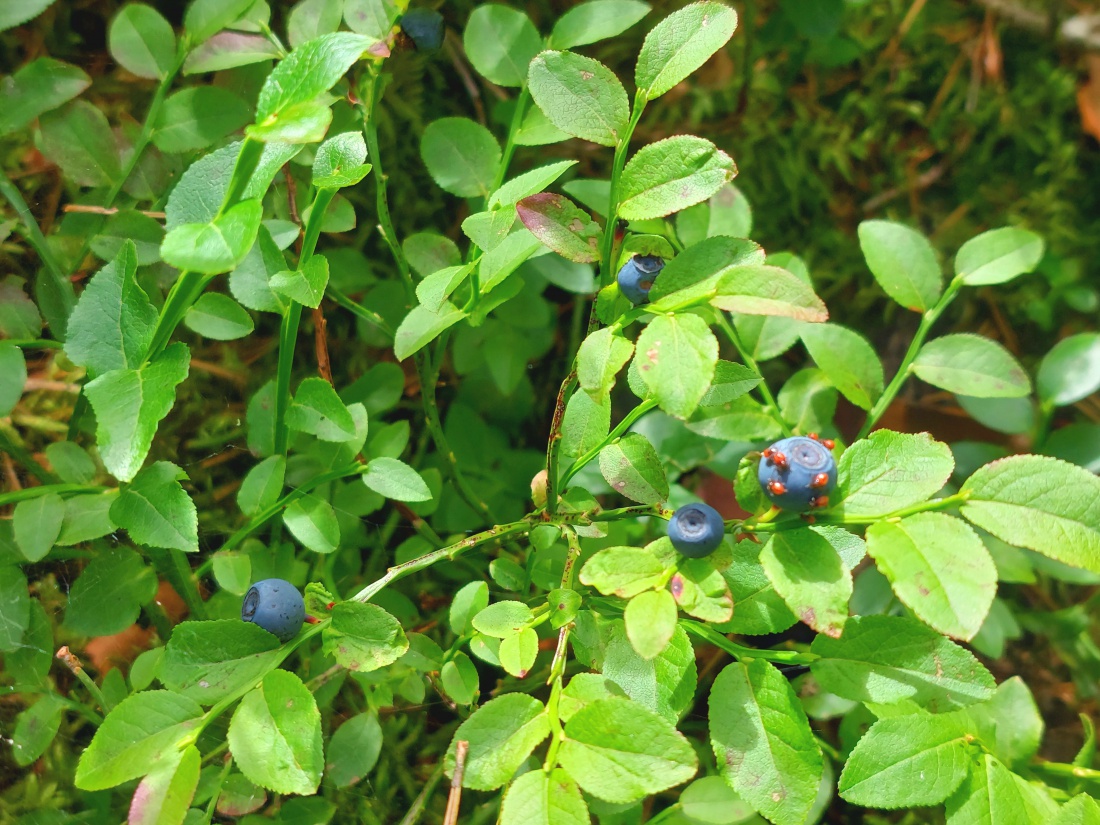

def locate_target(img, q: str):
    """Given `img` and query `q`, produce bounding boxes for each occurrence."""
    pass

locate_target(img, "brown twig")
[443,31,488,125]
[443,740,468,825]
[62,204,166,219]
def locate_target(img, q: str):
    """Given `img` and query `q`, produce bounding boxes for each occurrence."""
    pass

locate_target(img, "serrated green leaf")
[326,712,382,788]
[161,620,282,704]
[228,670,323,795]
[577,327,634,400]
[0,566,30,653]
[362,457,432,502]
[955,227,1045,286]
[444,694,550,790]
[129,744,201,825]
[912,334,1031,398]
[153,86,252,153]
[490,160,578,209]
[420,117,500,197]
[810,615,995,711]
[800,323,883,410]
[709,659,822,825]
[528,51,630,148]
[184,292,255,340]
[13,492,63,562]
[761,527,851,639]
[867,513,996,640]
[238,455,286,517]
[960,455,1100,573]
[161,199,263,275]
[579,544,669,598]
[711,264,828,322]
[0,342,25,417]
[599,432,668,504]
[561,389,612,457]
[635,2,737,99]
[287,376,356,441]
[283,494,340,553]
[500,767,589,825]
[837,430,954,517]
[635,313,718,420]
[857,220,942,312]
[0,57,90,136]
[312,131,370,189]
[472,600,533,638]
[462,5,541,87]
[393,301,466,361]
[37,100,121,187]
[109,4,176,80]
[322,601,408,672]
[184,0,253,43]
[1036,332,1100,407]
[624,588,677,660]
[111,461,198,551]
[515,193,602,263]
[618,136,736,221]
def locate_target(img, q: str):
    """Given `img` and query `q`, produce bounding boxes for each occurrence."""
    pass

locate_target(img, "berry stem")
[680,621,819,665]
[715,313,793,437]
[856,274,965,441]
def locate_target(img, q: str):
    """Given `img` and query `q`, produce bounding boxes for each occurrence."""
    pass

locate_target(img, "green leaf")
[945,753,1058,824]
[599,433,668,504]
[11,695,65,768]
[618,136,736,221]
[440,652,480,705]
[679,775,757,825]
[343,0,398,40]
[56,491,119,545]
[577,327,634,399]
[312,131,370,189]
[635,313,718,419]
[449,581,490,636]
[500,768,590,825]
[800,323,883,410]
[128,744,201,825]
[489,160,578,209]
[45,442,96,484]
[709,659,823,825]
[109,4,176,79]
[462,5,541,87]
[0,566,30,652]
[183,30,283,74]
[515,193,602,263]
[393,301,466,361]
[420,116,500,197]
[65,240,158,375]
[289,0,344,48]
[677,183,753,245]
[89,211,164,266]
[635,2,738,99]
[362,457,432,502]
[326,712,383,788]
[111,461,199,552]
[184,292,255,340]
[955,227,1045,286]
[838,709,974,807]
[810,615,995,711]
[912,334,1031,398]
[561,389,611,457]
[238,455,286,516]
[444,694,551,790]
[700,360,761,406]
[1036,332,1100,406]
[184,0,253,43]
[579,543,671,598]
[960,455,1100,573]
[65,546,157,637]
[857,220,942,312]
[647,236,763,311]
[212,551,251,595]
[283,494,340,553]
[230,225,289,313]
[837,430,954,517]
[13,492,64,562]
[74,690,204,791]
[153,87,252,153]
[867,513,996,640]
[252,32,373,135]
[228,669,323,795]
[499,627,539,677]
[528,51,630,148]
[559,696,698,803]
[710,264,828,322]
[287,376,356,442]
[161,620,283,704]
[672,555,734,622]
[0,276,42,339]
[1054,794,1100,825]
[85,342,190,482]
[516,104,572,146]
[549,589,582,630]
[0,342,24,417]
[161,199,263,275]
[549,0,651,48]
[761,527,851,639]
[0,57,90,136]
[973,677,1043,769]
[624,588,677,660]
[778,368,837,434]
[37,100,121,187]
[472,600,533,638]
[322,601,408,672]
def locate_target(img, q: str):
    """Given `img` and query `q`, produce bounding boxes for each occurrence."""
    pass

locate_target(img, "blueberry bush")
[2,1,1100,824]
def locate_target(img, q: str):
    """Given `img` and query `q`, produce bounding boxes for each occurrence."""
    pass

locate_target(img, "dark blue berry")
[617,255,665,304]
[756,435,837,513]
[668,502,725,557]
[241,578,305,642]
[400,8,444,51]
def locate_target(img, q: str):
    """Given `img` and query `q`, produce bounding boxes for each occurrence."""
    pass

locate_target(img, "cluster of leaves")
[1,1,1099,825]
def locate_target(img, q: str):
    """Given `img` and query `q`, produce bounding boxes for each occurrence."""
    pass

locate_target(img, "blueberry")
[756,435,837,512]
[617,255,665,305]
[241,578,305,642]
[400,8,444,51]
[668,502,725,558]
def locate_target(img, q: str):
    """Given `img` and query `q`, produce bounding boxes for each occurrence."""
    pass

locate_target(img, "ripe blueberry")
[616,255,665,305]
[756,434,837,512]
[668,502,725,557]
[241,578,305,642]
[400,8,445,50]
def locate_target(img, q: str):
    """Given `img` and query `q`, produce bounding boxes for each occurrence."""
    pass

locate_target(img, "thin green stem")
[2,339,62,350]
[0,175,73,314]
[0,428,60,486]
[491,88,529,195]
[743,492,970,534]
[0,484,106,507]
[1031,760,1100,784]
[351,520,530,603]
[856,274,965,441]
[397,761,446,825]
[327,285,394,337]
[715,313,792,437]
[560,397,658,488]
[680,621,819,665]
[599,93,648,288]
